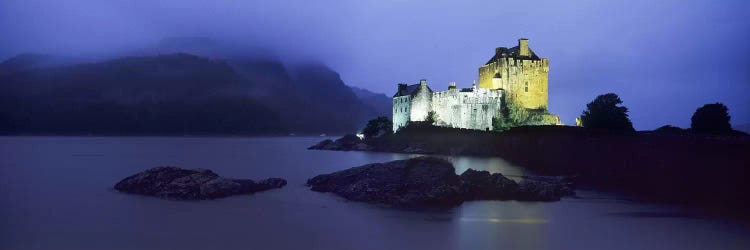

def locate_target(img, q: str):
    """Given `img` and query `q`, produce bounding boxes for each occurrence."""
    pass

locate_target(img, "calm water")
[1,137,749,250]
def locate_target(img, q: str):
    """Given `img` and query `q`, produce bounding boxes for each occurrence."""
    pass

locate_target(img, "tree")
[691,103,731,133]
[426,111,439,125]
[362,116,393,139]
[492,99,530,131]
[580,93,634,131]
[492,115,508,131]
[505,101,529,126]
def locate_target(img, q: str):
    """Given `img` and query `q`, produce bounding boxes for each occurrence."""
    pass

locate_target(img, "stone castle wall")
[392,95,411,132]
[479,58,549,110]
[392,82,503,132]
[431,87,502,131]
[409,81,432,122]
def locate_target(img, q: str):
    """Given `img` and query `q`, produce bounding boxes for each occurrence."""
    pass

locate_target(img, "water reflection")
[459,217,547,223]
[1,137,748,250]
[454,200,548,249]
[449,156,528,179]
[357,150,529,179]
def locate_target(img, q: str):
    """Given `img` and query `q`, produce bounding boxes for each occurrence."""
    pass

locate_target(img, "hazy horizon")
[2,0,748,129]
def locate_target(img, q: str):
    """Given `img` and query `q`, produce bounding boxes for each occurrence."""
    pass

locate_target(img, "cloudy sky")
[1,0,748,129]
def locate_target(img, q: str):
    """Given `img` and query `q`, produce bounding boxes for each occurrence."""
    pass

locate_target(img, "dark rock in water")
[307,157,464,207]
[114,167,287,200]
[459,169,518,200]
[309,139,335,149]
[516,176,576,201]
[306,156,574,207]
[308,134,372,151]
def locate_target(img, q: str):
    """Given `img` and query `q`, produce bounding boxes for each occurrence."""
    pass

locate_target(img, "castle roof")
[485,46,541,65]
[394,84,419,97]
[394,83,432,97]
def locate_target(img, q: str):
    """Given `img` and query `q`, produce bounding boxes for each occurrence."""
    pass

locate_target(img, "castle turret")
[519,38,530,57]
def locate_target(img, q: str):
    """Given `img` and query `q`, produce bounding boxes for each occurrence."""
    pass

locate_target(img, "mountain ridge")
[0,52,389,135]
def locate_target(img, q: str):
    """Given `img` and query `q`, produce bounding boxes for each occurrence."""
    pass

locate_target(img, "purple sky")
[1,0,748,129]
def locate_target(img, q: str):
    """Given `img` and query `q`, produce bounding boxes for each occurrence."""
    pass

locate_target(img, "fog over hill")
[349,86,392,119]
[0,45,390,135]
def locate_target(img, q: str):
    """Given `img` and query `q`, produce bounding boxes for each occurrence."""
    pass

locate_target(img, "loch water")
[1,136,749,250]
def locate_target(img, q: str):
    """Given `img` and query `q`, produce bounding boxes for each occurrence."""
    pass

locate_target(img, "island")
[307,156,574,207]
[114,167,287,200]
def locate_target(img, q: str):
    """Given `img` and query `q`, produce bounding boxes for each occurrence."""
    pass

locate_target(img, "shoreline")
[0,134,343,138]
[309,125,750,218]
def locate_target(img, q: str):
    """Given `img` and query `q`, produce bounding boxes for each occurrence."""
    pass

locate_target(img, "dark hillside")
[0,54,282,135]
[0,53,391,135]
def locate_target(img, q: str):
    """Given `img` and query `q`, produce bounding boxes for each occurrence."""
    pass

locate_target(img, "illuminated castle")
[392,38,559,132]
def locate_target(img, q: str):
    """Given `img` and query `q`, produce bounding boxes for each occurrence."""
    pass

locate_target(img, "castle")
[393,38,559,132]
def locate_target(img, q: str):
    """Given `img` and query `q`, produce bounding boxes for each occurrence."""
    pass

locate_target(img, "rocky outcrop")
[307,157,464,206]
[459,169,518,200]
[114,167,286,200]
[516,176,576,201]
[306,157,574,207]
[308,134,372,151]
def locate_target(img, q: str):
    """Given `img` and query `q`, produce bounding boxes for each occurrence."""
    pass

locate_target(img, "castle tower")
[478,38,549,110]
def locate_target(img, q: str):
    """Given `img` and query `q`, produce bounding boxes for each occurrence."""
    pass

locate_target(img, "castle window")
[525,82,529,92]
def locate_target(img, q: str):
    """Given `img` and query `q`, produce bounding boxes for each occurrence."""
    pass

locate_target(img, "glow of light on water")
[460,217,547,224]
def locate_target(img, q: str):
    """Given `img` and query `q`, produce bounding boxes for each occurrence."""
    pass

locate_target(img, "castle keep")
[393,38,558,132]
[479,38,550,110]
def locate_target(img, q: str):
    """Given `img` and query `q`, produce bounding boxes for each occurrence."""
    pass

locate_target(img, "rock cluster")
[307,156,574,207]
[307,156,465,206]
[308,134,373,151]
[114,167,286,200]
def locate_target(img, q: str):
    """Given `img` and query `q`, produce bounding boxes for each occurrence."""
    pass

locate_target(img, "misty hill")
[349,86,392,119]
[0,53,385,135]
[150,36,391,129]
[0,53,79,74]
[0,54,282,135]
[226,60,383,133]
[131,37,275,61]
